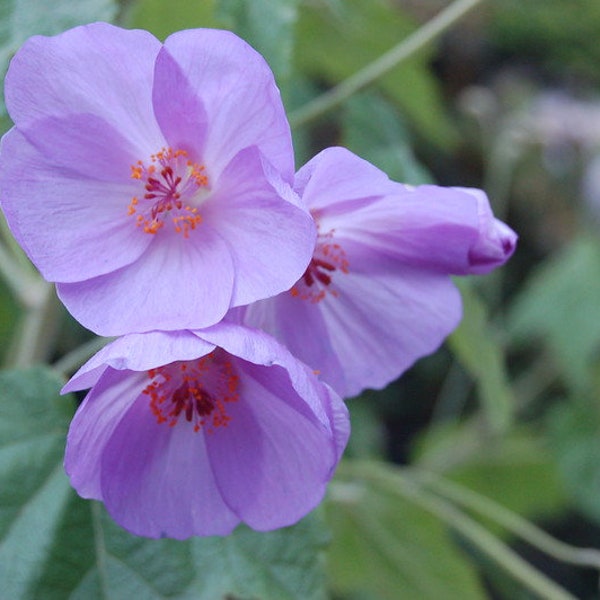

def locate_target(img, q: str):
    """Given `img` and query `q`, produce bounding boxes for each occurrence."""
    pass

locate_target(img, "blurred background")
[2,0,600,598]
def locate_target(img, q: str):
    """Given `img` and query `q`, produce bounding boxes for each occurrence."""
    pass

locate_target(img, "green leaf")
[31,499,195,600]
[448,280,515,434]
[414,422,567,523]
[506,235,600,392]
[216,0,299,101]
[546,400,600,524]
[0,0,117,120]
[326,462,486,600]
[127,0,218,40]
[295,0,457,148]
[34,504,329,600]
[0,367,74,599]
[342,91,432,184]
[0,367,329,599]
[188,513,329,600]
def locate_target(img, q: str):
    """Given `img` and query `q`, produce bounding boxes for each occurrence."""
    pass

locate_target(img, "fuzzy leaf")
[0,367,74,599]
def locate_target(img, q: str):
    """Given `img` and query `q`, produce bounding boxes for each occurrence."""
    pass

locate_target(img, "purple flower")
[63,322,349,539]
[244,147,517,398]
[0,23,315,335]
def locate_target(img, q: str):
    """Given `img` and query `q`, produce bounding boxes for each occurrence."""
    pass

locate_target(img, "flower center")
[142,351,239,433]
[128,147,209,238]
[291,231,349,303]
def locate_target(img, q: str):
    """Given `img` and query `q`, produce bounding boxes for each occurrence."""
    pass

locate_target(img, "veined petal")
[0,128,151,282]
[295,146,401,214]
[18,114,140,182]
[243,294,346,396]
[204,147,316,306]
[322,253,462,397]
[57,230,235,336]
[297,148,516,277]
[152,46,208,159]
[99,396,239,538]
[196,321,342,428]
[245,246,462,399]
[63,330,215,393]
[65,368,146,499]
[63,325,349,538]
[207,358,339,530]
[5,22,164,154]
[162,29,294,181]
[326,186,516,276]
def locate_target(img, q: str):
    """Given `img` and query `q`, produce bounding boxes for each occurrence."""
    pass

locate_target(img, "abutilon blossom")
[244,147,517,399]
[0,23,315,335]
[63,323,349,539]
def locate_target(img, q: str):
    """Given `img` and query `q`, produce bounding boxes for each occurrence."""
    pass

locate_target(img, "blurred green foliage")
[491,0,600,82]
[1,0,600,598]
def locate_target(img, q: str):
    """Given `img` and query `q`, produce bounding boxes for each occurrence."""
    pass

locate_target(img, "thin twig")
[416,469,600,570]
[288,0,484,129]
[338,461,578,600]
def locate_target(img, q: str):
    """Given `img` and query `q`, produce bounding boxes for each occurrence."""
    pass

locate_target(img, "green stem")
[91,501,110,599]
[415,469,600,570]
[340,461,578,600]
[288,0,484,129]
[0,241,40,306]
[0,211,36,274]
[9,282,60,367]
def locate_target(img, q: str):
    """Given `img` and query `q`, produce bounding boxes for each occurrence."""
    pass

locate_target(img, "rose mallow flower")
[0,23,315,335]
[244,147,517,398]
[62,322,349,539]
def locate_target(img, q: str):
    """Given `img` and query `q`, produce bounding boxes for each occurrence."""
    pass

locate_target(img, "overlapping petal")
[318,248,462,398]
[152,46,208,159]
[203,147,316,306]
[5,22,164,154]
[0,24,311,335]
[162,28,294,181]
[244,147,516,397]
[100,394,240,538]
[57,228,235,335]
[64,324,349,538]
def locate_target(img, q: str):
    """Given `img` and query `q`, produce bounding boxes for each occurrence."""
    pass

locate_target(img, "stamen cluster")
[291,232,349,303]
[143,353,239,433]
[128,147,207,237]
[0,22,515,540]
